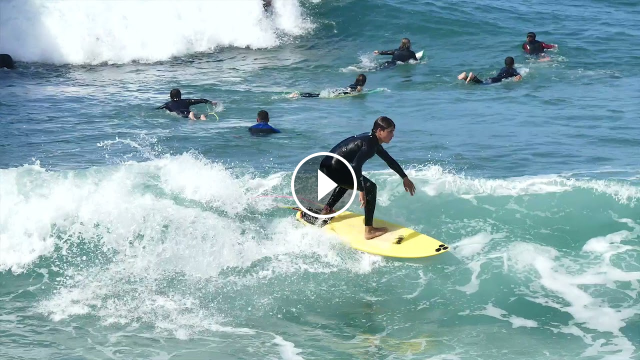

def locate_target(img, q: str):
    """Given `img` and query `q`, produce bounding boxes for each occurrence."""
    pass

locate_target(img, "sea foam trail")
[0,0,314,64]
[371,166,639,206]
[0,154,372,274]
[2,156,638,273]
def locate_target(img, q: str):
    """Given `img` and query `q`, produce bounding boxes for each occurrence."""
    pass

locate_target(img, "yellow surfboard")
[295,210,448,258]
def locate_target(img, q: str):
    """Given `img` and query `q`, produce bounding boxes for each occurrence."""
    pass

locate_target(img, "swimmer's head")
[355,74,367,87]
[526,32,536,40]
[505,56,515,67]
[257,109,269,123]
[170,88,181,101]
[399,38,411,50]
[372,116,396,144]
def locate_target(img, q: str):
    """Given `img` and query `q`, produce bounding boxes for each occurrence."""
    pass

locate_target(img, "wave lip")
[0,0,314,64]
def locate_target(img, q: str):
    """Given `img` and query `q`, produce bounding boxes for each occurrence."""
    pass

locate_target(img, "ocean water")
[1,0,639,359]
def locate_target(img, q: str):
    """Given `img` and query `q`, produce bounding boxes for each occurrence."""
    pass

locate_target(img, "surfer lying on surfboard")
[157,88,217,120]
[289,74,367,99]
[457,56,522,85]
[522,32,557,62]
[317,116,416,240]
[373,38,419,68]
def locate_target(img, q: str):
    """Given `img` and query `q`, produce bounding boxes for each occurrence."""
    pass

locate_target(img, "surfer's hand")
[403,177,416,196]
[210,101,217,105]
[359,191,366,207]
[373,50,379,55]
[515,75,523,81]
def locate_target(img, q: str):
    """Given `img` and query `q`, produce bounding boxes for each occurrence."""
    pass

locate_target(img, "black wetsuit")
[379,48,418,68]
[320,132,407,226]
[522,40,555,56]
[158,99,210,117]
[299,83,359,98]
[470,67,520,85]
[0,54,15,69]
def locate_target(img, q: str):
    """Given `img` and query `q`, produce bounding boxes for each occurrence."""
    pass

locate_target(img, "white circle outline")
[291,152,358,219]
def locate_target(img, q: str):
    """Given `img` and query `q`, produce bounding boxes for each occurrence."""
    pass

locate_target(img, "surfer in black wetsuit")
[291,74,367,98]
[457,56,522,84]
[522,32,557,61]
[157,88,217,120]
[373,38,418,69]
[317,116,416,240]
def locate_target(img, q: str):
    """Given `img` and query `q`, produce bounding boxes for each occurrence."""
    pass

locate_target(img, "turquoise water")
[1,0,639,359]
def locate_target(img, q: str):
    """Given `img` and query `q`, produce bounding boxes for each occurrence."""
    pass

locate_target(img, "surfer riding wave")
[318,116,416,240]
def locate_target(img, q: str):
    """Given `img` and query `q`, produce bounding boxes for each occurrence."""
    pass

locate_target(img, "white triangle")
[317,170,338,201]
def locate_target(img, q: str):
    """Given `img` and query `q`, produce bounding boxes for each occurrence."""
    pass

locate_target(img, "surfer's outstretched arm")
[375,147,407,179]
[374,50,395,55]
[376,146,415,195]
[185,99,212,106]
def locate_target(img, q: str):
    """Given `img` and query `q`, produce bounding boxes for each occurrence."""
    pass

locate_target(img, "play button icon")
[291,152,358,219]
[317,170,338,201]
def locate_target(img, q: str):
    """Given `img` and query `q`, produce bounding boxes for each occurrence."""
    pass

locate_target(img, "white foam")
[583,218,639,262]
[506,238,639,357]
[340,53,379,72]
[0,0,314,64]
[582,230,633,255]
[273,335,305,360]
[0,154,379,275]
[154,152,257,214]
[0,153,384,336]
[508,316,538,328]
[451,232,503,258]
[456,260,484,294]
[371,165,639,205]
[476,304,539,328]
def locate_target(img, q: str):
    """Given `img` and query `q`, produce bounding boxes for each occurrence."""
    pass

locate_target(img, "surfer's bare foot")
[288,92,299,99]
[457,72,467,80]
[199,114,206,120]
[466,72,475,83]
[320,206,335,215]
[188,112,196,120]
[365,226,388,240]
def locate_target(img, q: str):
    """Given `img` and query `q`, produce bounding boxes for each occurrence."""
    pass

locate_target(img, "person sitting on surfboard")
[457,56,522,85]
[157,88,216,120]
[249,110,280,135]
[373,38,419,68]
[522,32,557,60]
[290,74,367,98]
[318,116,416,240]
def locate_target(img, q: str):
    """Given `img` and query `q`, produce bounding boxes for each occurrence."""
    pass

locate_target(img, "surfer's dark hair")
[355,74,367,86]
[399,38,411,50]
[170,88,181,101]
[257,109,269,122]
[372,116,395,133]
[505,56,515,67]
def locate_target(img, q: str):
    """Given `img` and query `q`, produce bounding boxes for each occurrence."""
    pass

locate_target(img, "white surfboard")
[415,50,424,60]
